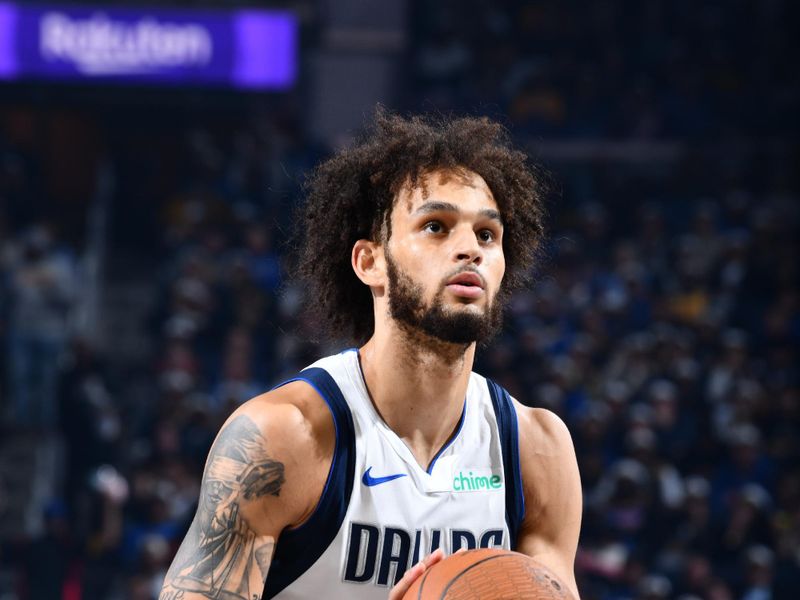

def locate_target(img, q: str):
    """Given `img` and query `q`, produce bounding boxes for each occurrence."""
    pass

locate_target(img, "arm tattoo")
[160,415,285,600]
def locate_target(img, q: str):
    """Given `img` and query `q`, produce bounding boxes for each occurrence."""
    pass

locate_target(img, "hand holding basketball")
[389,549,446,600]
[401,549,575,600]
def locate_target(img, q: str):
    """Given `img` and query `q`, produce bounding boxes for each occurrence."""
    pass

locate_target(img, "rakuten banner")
[0,3,296,89]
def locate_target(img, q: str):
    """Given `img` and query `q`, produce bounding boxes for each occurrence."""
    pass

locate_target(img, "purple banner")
[0,2,296,89]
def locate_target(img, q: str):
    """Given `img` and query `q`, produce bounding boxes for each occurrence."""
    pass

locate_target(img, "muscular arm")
[159,414,286,600]
[159,386,330,600]
[515,406,583,599]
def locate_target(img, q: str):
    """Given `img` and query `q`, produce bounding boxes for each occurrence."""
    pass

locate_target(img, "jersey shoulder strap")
[485,378,526,548]
[263,367,356,598]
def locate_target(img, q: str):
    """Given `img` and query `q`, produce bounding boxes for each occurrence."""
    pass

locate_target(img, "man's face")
[384,169,506,344]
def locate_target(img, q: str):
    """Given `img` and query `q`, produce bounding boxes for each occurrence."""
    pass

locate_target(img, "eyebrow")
[412,201,503,224]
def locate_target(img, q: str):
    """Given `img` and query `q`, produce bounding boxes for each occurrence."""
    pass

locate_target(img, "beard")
[385,252,504,345]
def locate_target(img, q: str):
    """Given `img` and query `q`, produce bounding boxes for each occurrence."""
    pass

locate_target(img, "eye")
[423,221,445,234]
[478,229,495,243]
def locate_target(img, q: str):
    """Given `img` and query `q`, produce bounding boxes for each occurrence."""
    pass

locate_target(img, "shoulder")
[218,379,337,529]
[478,377,574,464]
[512,402,575,459]
[239,379,337,450]
[509,400,581,513]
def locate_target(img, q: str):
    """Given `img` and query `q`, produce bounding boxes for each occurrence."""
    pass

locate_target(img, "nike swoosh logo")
[362,466,407,487]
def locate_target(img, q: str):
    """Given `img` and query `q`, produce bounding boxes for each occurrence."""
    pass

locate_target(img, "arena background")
[0,1,797,598]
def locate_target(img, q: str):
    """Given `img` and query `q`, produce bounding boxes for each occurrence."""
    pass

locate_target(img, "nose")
[453,228,483,266]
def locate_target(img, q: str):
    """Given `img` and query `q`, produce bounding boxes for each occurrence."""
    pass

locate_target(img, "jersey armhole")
[263,367,356,598]
[486,379,526,549]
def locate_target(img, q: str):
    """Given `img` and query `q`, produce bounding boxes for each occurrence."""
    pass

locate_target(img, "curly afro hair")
[293,108,548,344]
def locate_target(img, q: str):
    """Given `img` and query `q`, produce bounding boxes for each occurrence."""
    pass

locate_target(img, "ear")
[352,239,386,289]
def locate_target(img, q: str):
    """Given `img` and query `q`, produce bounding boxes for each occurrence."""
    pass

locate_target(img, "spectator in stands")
[4,224,77,429]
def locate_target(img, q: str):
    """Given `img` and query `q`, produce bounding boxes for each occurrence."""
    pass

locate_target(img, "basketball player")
[159,111,582,600]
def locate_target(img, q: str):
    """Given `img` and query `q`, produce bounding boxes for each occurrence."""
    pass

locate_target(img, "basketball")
[403,549,575,600]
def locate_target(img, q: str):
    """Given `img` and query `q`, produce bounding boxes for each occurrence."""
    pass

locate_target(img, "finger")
[422,548,445,567]
[389,549,448,599]
[388,560,426,600]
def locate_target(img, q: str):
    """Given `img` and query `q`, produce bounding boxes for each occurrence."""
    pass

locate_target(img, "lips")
[445,271,485,299]
[446,272,484,289]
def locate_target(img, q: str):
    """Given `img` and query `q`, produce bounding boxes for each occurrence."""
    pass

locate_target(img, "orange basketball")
[403,549,574,600]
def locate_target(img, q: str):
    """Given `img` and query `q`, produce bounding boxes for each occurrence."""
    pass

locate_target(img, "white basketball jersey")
[263,349,525,599]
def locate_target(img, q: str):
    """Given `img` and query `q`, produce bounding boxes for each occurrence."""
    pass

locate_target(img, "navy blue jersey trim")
[426,398,467,474]
[262,367,356,598]
[486,379,526,549]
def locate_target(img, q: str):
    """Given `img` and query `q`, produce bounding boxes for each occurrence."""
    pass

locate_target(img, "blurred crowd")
[410,0,794,139]
[1,1,798,599]
[479,181,798,599]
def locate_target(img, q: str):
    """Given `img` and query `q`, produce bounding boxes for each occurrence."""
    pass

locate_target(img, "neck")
[358,320,475,468]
